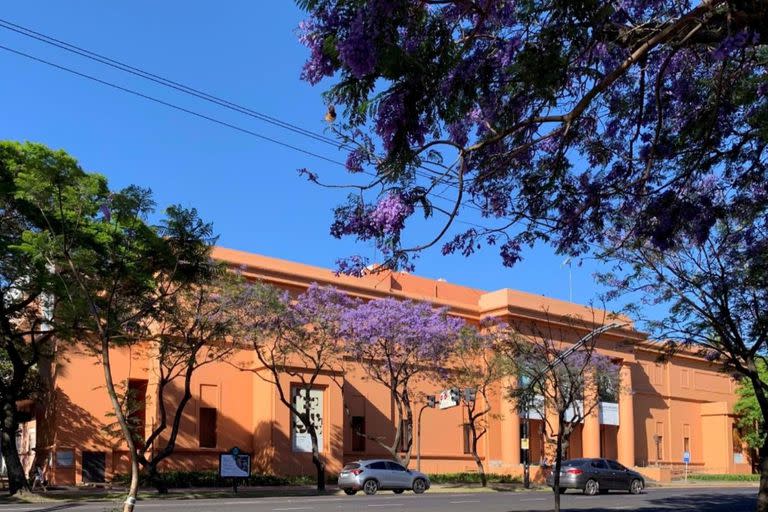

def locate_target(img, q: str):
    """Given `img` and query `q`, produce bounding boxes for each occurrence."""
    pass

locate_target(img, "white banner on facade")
[292,388,323,453]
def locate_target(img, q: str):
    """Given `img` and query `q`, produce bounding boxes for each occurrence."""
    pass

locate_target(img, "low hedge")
[112,471,296,488]
[687,473,760,481]
[427,472,521,484]
[112,469,518,488]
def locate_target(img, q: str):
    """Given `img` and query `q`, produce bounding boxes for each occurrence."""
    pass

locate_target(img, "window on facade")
[199,407,217,448]
[463,424,472,454]
[128,379,148,446]
[655,436,663,461]
[681,369,690,388]
[351,416,366,452]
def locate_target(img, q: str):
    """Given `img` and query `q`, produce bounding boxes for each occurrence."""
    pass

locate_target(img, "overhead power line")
[0,17,344,151]
[0,44,349,167]
[0,25,495,232]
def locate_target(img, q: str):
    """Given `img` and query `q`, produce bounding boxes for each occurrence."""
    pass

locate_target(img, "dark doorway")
[82,451,106,483]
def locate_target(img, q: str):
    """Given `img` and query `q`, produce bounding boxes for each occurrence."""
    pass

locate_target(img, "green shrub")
[687,473,759,481]
[111,470,292,488]
[427,472,521,484]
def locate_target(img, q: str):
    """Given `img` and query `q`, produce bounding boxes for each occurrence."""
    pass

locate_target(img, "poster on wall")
[292,388,323,453]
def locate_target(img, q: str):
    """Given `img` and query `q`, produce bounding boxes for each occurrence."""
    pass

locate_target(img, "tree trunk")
[1,400,28,495]
[758,434,768,512]
[553,425,564,512]
[309,426,325,493]
[101,341,140,512]
[469,421,486,487]
[147,463,168,494]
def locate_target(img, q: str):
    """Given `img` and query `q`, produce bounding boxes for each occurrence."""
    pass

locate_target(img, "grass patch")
[687,473,760,482]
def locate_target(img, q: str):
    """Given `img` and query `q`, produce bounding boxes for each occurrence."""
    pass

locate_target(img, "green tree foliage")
[735,361,768,456]
[4,141,214,511]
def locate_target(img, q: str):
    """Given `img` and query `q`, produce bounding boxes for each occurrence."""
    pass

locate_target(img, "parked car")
[545,458,644,495]
[338,459,431,496]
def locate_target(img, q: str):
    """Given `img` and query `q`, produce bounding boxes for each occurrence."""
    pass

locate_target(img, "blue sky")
[0,2,621,312]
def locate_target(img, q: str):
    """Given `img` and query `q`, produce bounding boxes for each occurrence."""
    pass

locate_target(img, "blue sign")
[683,451,690,464]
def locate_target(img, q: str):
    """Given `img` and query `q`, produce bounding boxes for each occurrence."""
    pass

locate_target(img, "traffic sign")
[521,438,530,450]
[683,451,690,464]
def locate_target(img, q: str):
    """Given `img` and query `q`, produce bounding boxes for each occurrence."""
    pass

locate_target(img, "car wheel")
[393,489,404,494]
[412,478,427,494]
[343,489,357,496]
[583,479,599,496]
[629,479,643,494]
[363,480,379,496]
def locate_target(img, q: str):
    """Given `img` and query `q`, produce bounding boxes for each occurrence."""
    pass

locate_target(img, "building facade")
[27,247,750,485]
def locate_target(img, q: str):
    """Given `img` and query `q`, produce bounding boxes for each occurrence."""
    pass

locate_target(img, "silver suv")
[338,459,431,495]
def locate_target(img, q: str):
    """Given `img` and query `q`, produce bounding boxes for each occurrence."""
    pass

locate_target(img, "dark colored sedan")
[545,458,645,495]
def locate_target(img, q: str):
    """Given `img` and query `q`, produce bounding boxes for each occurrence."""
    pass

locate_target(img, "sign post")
[683,451,690,481]
[219,447,251,494]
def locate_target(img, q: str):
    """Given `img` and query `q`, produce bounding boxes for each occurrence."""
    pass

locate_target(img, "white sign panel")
[219,453,250,478]
[525,395,545,420]
[292,388,323,453]
[599,402,619,426]
[439,389,458,409]
[565,401,584,423]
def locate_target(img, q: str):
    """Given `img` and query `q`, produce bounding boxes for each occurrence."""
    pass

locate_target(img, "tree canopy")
[296,0,767,273]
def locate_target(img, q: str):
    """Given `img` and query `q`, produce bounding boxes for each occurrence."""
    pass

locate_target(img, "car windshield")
[342,463,360,471]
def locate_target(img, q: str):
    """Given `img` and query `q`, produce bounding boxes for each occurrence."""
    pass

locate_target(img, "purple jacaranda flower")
[370,192,414,234]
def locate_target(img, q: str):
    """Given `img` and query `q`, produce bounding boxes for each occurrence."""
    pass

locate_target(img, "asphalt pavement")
[0,486,757,512]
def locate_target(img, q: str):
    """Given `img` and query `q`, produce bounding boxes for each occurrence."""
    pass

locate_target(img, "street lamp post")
[519,322,623,489]
[416,395,436,472]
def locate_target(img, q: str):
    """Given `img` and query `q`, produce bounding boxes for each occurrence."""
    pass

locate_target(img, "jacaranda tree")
[341,298,463,467]
[297,0,766,274]
[239,283,355,492]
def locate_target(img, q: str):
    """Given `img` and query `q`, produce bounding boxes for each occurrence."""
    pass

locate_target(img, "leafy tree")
[15,147,214,511]
[238,283,355,492]
[442,321,511,486]
[735,360,768,472]
[506,320,619,512]
[135,269,243,493]
[0,141,92,494]
[596,212,768,497]
[340,297,463,467]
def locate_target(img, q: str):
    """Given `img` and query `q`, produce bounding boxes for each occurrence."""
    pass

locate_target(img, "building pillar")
[500,379,521,466]
[617,363,635,467]
[582,370,601,458]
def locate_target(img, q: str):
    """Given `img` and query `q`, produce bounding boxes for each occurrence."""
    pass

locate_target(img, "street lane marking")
[520,497,547,501]
[367,504,402,507]
[272,508,314,511]
[449,500,480,504]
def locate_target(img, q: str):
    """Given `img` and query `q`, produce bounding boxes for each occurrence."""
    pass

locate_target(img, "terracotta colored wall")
[43,249,752,484]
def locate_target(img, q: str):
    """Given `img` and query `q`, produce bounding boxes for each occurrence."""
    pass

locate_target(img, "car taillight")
[351,469,364,476]
[566,468,583,475]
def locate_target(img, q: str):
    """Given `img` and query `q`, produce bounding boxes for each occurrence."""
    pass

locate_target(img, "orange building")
[24,247,750,485]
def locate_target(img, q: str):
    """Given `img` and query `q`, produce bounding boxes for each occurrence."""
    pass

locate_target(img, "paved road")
[0,487,757,512]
